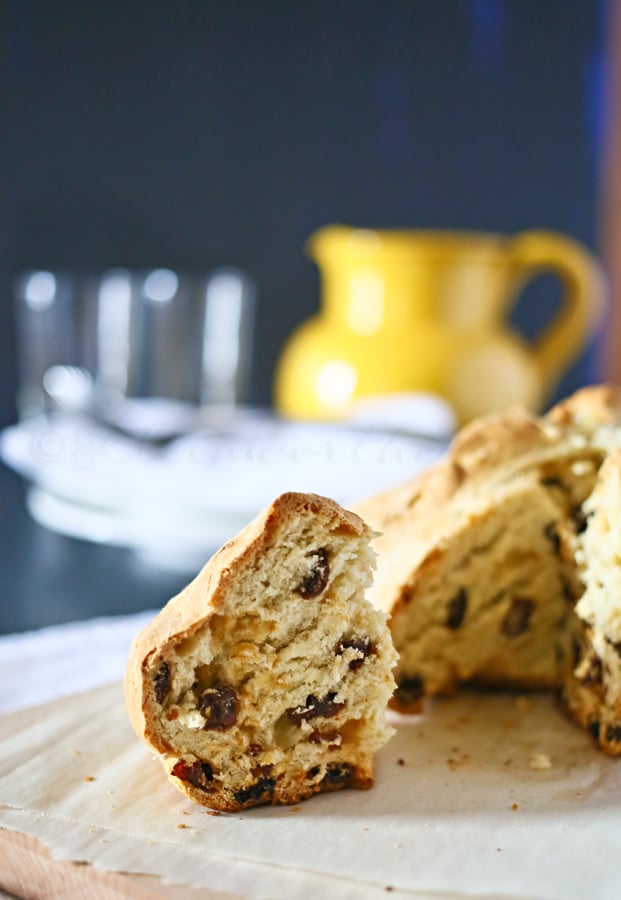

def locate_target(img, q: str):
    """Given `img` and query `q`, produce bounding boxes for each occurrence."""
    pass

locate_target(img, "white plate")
[2,410,448,571]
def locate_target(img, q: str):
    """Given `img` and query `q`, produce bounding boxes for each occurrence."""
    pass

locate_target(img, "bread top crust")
[124,491,370,754]
[359,387,621,522]
[547,384,621,429]
[354,386,621,614]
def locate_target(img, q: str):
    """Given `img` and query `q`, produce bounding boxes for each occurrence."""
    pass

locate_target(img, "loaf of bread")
[354,386,621,714]
[560,450,621,754]
[125,492,397,811]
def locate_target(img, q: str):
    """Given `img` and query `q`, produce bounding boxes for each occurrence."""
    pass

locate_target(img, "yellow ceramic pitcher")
[275,225,605,423]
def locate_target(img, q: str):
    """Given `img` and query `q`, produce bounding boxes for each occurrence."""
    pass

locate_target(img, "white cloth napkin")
[0,611,156,714]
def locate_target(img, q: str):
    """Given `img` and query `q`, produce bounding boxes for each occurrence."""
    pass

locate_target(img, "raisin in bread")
[125,492,397,811]
[560,450,621,754]
[354,386,621,713]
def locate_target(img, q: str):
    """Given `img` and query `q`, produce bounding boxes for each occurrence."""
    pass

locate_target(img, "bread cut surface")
[560,451,621,754]
[354,386,621,713]
[125,492,397,811]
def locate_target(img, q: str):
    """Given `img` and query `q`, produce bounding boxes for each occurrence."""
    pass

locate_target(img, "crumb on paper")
[511,803,519,811]
[206,810,221,817]
[447,753,470,771]
[503,758,512,767]
[182,810,190,815]
[397,758,406,766]
[71,748,81,756]
[177,823,187,829]
[515,695,531,712]
[84,776,96,782]
[385,888,394,893]
[529,752,552,771]
[290,806,302,813]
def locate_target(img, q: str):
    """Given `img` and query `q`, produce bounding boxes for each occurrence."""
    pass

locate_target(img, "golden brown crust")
[355,386,621,581]
[546,384,621,428]
[354,406,552,541]
[357,386,621,534]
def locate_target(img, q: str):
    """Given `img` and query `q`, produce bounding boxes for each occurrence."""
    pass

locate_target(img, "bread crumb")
[529,752,552,771]
[84,776,96,782]
[397,758,406,766]
[177,823,187,829]
[447,752,470,771]
[206,810,221,817]
[511,803,519,811]
[290,806,302,813]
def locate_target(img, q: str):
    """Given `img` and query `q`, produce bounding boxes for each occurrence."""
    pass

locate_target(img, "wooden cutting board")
[0,828,241,900]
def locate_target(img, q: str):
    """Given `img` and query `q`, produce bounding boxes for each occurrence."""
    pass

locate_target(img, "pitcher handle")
[506,231,606,394]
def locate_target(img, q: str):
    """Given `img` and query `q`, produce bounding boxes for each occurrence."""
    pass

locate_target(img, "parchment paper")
[0,682,619,899]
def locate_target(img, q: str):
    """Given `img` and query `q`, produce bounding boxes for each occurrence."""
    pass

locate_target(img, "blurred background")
[0,0,614,634]
[0,1,608,419]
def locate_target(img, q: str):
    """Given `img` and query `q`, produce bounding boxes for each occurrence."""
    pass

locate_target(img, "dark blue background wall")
[0,1,605,422]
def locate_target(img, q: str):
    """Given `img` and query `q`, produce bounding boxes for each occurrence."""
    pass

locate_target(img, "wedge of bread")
[354,386,621,713]
[125,492,397,810]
